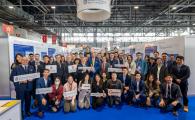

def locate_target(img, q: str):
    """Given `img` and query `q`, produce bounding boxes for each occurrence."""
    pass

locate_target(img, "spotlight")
[134,6,139,9]
[8,6,14,9]
[51,6,56,9]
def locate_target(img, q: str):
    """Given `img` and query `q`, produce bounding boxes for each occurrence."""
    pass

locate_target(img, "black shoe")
[172,111,179,116]
[26,112,32,117]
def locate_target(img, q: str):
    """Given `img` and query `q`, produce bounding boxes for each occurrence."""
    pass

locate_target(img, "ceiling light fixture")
[134,6,139,9]
[8,6,14,9]
[51,6,56,9]
[172,6,177,10]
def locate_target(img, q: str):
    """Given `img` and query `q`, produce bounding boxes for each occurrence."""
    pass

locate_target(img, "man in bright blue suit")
[36,69,52,118]
[10,56,35,117]
[87,52,101,78]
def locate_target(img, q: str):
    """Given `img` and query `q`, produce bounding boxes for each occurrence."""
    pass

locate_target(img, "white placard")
[91,47,102,53]
[63,90,77,97]
[78,67,94,71]
[108,89,121,97]
[46,65,57,73]
[36,87,52,94]
[108,68,122,73]
[71,47,83,53]
[114,64,127,68]
[90,93,104,97]
[14,73,40,82]
[81,84,91,90]
[68,65,77,73]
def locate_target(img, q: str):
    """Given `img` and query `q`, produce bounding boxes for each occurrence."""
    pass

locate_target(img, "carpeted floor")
[22,96,195,120]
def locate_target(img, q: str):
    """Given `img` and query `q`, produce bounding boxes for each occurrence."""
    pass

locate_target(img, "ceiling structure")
[0,0,195,45]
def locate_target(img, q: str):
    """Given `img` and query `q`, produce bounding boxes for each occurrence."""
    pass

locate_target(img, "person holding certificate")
[48,77,63,112]
[92,74,105,109]
[36,69,52,118]
[63,75,77,113]
[10,56,35,118]
[106,72,123,107]
[78,73,91,109]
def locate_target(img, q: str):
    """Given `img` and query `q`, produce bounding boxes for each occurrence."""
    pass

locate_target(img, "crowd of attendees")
[10,46,191,118]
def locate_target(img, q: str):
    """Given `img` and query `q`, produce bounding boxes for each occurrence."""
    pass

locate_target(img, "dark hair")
[43,68,50,72]
[134,71,141,76]
[80,73,91,85]
[176,55,184,60]
[136,52,142,55]
[43,55,50,59]
[162,52,167,55]
[146,74,157,88]
[74,58,81,64]
[14,53,23,64]
[94,74,103,85]
[153,51,159,54]
[29,53,34,56]
[165,73,173,78]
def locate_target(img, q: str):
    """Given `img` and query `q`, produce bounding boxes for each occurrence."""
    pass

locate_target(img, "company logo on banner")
[52,35,57,44]
[42,34,47,43]
[2,23,14,34]
[77,0,111,22]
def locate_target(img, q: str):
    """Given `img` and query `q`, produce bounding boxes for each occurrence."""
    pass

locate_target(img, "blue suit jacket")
[87,57,101,75]
[135,59,148,75]
[10,65,35,91]
[36,77,52,100]
[131,80,145,95]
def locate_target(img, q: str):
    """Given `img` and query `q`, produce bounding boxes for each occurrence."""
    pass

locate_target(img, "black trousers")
[161,99,182,112]
[180,84,188,106]
[25,91,32,113]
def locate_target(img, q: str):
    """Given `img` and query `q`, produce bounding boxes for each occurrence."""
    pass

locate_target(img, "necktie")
[137,82,139,92]
[167,85,171,99]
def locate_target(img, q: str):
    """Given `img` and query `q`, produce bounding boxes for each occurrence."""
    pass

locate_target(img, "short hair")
[165,73,173,78]
[176,55,184,60]
[35,53,40,56]
[136,52,142,55]
[134,71,141,76]
[29,53,34,56]
[162,52,167,55]
[43,55,50,59]
[153,51,159,54]
[43,69,50,72]
[111,72,117,75]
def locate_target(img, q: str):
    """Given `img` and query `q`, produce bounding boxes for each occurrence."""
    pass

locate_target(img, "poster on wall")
[145,46,157,56]
[13,44,34,60]
[48,48,56,57]
[41,52,47,59]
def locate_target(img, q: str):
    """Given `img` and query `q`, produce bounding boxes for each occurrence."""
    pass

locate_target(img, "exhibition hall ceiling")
[0,0,195,40]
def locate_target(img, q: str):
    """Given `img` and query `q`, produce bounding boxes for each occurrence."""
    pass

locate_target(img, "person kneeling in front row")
[63,75,77,113]
[36,69,52,118]
[129,71,146,106]
[48,77,63,112]
[159,74,182,116]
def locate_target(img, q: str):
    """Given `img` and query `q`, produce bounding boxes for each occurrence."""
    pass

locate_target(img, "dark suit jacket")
[130,80,145,95]
[151,65,168,83]
[52,61,66,81]
[10,65,35,91]
[171,64,190,85]
[100,62,110,74]
[118,74,131,87]
[109,59,119,67]
[36,77,52,100]
[160,83,182,100]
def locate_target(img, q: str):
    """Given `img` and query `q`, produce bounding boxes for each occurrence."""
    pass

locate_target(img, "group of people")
[10,47,191,118]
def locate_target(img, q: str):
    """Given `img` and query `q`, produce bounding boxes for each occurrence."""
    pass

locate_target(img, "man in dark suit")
[77,56,89,84]
[52,54,66,83]
[64,55,74,84]
[10,56,35,117]
[167,54,176,73]
[170,56,190,112]
[36,69,52,117]
[151,57,168,84]
[118,67,132,103]
[38,55,51,77]
[109,52,119,68]
[129,71,146,106]
[159,74,182,116]
[100,56,110,74]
